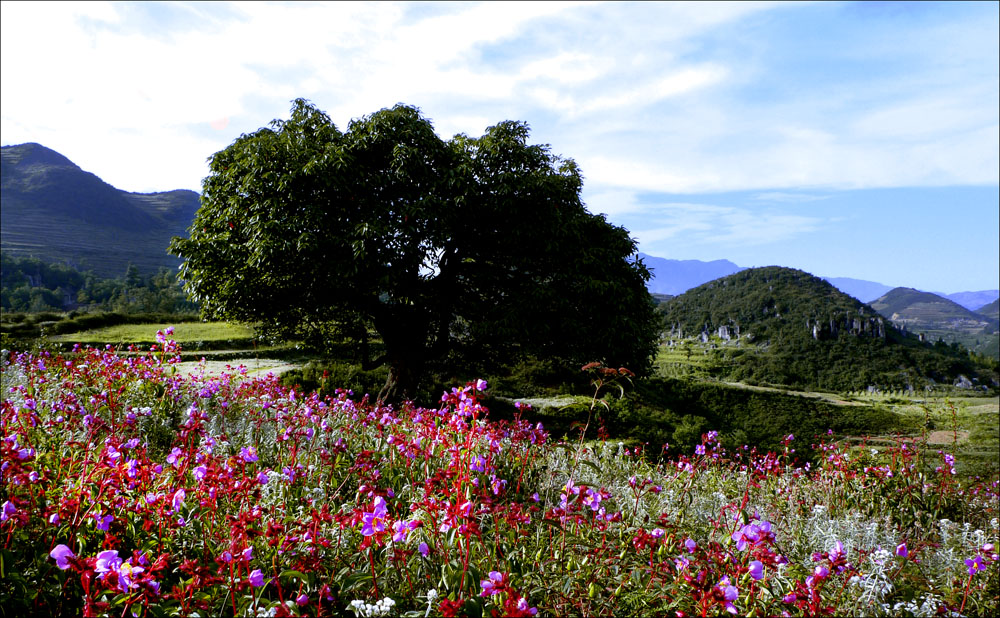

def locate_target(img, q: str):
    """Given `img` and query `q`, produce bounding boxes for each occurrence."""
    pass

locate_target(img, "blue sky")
[2,1,997,292]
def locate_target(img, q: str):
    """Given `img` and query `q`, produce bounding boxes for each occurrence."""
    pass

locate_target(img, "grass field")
[48,321,257,344]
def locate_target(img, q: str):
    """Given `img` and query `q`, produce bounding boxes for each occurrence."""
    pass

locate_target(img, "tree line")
[0,251,197,314]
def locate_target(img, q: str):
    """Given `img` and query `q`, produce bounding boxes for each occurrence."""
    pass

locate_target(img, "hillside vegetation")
[871,287,999,359]
[658,267,998,392]
[0,143,199,277]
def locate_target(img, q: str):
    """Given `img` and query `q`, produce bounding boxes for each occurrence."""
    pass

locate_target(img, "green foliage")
[605,377,909,461]
[170,100,659,399]
[1,251,197,314]
[280,359,390,400]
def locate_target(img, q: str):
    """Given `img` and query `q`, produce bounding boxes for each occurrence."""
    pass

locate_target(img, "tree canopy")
[170,100,659,400]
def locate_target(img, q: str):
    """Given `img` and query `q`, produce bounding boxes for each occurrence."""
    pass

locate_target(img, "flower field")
[2,333,998,616]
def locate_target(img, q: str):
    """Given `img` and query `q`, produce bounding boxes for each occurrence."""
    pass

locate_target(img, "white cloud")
[2,0,997,197]
[631,201,824,250]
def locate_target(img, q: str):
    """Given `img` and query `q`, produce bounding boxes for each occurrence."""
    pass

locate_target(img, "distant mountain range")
[1,143,199,278]
[640,253,998,310]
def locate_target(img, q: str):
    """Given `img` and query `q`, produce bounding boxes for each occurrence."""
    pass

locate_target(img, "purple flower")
[166,447,183,466]
[896,543,908,558]
[516,598,538,616]
[716,577,739,614]
[171,489,186,513]
[95,513,114,531]
[296,593,309,606]
[685,538,697,553]
[748,560,764,581]
[418,542,430,557]
[480,571,504,596]
[256,470,270,485]
[651,528,665,539]
[193,465,208,481]
[361,496,388,537]
[50,544,75,569]
[95,550,121,575]
[695,444,706,455]
[391,520,411,543]
[831,540,846,561]
[240,446,258,463]
[249,568,265,587]
[965,555,987,575]
[475,379,488,392]
[1,500,16,521]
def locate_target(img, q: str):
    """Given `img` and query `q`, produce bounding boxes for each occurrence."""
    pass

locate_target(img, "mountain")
[638,253,744,295]
[658,266,997,392]
[978,299,1000,321]
[870,288,999,359]
[821,277,893,303]
[1,143,199,278]
[943,290,1000,312]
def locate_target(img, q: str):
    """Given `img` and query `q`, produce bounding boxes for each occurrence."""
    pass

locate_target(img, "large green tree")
[170,100,658,400]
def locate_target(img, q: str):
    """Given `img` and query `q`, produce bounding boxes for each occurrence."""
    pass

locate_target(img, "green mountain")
[870,288,999,359]
[1,143,199,278]
[658,266,997,392]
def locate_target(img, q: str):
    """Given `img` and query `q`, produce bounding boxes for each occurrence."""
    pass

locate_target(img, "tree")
[169,100,659,401]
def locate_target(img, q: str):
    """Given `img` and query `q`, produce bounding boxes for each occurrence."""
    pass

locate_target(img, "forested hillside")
[658,266,997,392]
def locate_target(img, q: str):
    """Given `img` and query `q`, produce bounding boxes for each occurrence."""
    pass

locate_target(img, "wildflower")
[419,542,430,557]
[171,488,186,513]
[361,496,389,537]
[95,549,121,576]
[714,577,739,614]
[480,571,505,596]
[241,446,259,463]
[193,465,208,481]
[296,593,309,606]
[95,512,114,531]
[166,447,183,466]
[50,544,75,569]
[748,560,764,581]
[896,543,908,558]
[965,555,987,575]
[257,470,270,485]
[685,538,697,553]
[249,568,265,587]
[0,501,16,521]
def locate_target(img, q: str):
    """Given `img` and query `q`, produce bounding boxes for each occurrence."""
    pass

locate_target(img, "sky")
[2,1,998,293]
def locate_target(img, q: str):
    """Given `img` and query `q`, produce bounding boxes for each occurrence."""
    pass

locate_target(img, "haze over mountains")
[1,142,996,317]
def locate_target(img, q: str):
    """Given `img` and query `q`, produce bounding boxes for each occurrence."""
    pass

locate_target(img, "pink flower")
[50,544,75,570]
